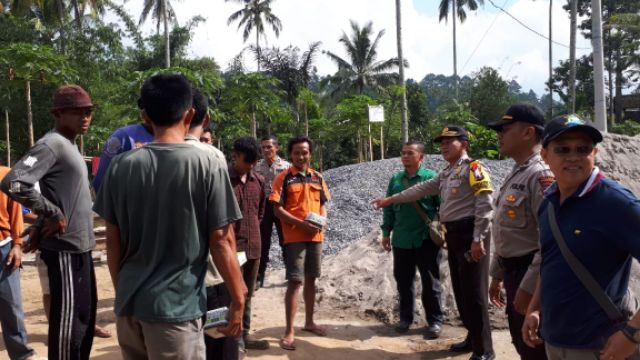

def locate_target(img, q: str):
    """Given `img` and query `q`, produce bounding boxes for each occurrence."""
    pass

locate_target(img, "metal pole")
[380,124,384,160]
[591,0,607,131]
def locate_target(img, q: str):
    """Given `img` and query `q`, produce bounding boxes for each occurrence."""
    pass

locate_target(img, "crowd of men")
[0,74,638,360]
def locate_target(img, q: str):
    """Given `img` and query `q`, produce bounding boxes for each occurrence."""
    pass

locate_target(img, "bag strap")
[402,177,433,224]
[547,203,625,322]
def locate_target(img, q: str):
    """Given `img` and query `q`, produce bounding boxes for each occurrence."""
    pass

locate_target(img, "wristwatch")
[621,323,640,344]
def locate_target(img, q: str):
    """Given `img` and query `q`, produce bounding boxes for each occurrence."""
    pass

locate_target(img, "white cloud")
[121,0,593,97]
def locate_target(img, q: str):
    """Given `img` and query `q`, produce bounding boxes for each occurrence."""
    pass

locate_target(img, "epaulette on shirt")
[468,160,493,195]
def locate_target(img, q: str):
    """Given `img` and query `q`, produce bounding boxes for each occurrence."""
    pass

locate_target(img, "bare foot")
[94,325,112,338]
[302,324,327,336]
[279,334,296,351]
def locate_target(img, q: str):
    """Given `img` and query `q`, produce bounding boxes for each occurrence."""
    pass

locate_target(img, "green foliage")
[468,66,511,125]
[464,121,499,160]
[610,121,640,137]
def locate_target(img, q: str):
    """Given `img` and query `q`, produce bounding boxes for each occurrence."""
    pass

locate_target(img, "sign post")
[368,105,385,160]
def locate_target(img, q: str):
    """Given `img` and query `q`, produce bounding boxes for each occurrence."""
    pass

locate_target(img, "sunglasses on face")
[550,144,594,156]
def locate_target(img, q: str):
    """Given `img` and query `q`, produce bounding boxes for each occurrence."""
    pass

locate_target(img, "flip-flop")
[279,338,296,351]
[301,326,327,337]
[94,326,112,338]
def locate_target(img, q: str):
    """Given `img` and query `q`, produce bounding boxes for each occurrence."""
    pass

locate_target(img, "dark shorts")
[284,242,322,282]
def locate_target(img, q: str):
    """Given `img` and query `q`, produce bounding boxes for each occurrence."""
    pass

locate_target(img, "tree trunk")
[548,0,553,117]
[304,102,309,137]
[396,0,409,143]
[452,0,458,98]
[318,141,323,172]
[607,37,614,125]
[5,109,10,165]
[79,135,84,156]
[72,0,82,29]
[256,30,261,72]
[164,1,170,68]
[57,0,66,54]
[251,111,257,138]
[569,0,577,113]
[25,81,34,147]
[614,52,623,123]
[357,128,362,163]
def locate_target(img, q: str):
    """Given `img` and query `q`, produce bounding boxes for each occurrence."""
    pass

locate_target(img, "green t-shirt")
[380,167,440,249]
[93,143,242,322]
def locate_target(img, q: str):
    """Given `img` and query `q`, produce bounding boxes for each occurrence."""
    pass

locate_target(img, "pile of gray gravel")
[265,155,515,269]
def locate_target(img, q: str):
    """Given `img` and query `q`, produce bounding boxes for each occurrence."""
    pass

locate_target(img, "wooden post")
[26,80,34,147]
[380,123,384,160]
[5,109,10,165]
[368,121,373,162]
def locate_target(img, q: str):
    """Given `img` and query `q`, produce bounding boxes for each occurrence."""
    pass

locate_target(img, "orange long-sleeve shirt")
[0,166,23,242]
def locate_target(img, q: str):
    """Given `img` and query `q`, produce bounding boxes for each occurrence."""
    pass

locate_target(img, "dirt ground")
[2,264,519,359]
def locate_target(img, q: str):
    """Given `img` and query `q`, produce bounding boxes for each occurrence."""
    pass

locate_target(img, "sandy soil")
[0,263,519,360]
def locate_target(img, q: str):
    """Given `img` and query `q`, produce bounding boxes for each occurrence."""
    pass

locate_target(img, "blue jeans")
[0,243,34,360]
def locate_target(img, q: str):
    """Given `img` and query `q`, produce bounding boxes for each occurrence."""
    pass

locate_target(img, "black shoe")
[394,319,411,333]
[424,323,442,339]
[449,339,472,352]
[469,352,495,360]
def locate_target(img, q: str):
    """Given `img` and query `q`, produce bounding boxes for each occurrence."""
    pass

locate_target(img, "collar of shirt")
[444,153,470,171]
[288,166,313,177]
[517,151,542,170]
[544,167,604,201]
[402,166,429,180]
[228,167,256,181]
[184,134,198,142]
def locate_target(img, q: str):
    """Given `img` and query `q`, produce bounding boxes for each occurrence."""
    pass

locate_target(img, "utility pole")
[396,0,409,142]
[591,0,607,131]
[569,0,577,113]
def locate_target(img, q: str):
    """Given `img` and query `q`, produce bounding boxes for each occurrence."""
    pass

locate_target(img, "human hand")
[470,241,486,262]
[21,226,40,254]
[514,289,533,315]
[217,300,244,338]
[600,330,637,360]
[489,278,505,308]
[370,197,392,209]
[6,244,22,271]
[382,236,391,252]
[299,220,321,236]
[522,310,544,348]
[41,217,66,239]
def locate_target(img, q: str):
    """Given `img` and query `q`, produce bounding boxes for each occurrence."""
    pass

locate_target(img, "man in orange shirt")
[0,166,40,360]
[269,136,330,351]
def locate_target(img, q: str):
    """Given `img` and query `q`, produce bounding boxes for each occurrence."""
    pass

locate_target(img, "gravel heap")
[265,155,515,269]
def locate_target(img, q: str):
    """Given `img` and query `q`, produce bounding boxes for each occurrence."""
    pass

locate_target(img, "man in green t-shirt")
[93,74,245,360]
[380,141,444,339]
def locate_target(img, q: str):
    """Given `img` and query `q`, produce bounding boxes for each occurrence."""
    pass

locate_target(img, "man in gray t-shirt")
[93,74,246,360]
[1,84,97,359]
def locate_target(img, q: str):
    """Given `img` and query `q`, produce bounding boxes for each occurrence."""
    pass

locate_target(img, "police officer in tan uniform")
[372,126,495,360]
[487,104,553,360]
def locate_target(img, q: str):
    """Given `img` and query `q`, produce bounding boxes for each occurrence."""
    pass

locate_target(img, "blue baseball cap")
[542,114,603,147]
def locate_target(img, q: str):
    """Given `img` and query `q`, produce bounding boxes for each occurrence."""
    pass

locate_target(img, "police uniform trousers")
[500,253,547,360]
[444,217,493,355]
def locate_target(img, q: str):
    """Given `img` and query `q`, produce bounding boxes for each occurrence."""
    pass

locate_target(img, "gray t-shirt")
[0,131,94,253]
[93,143,242,322]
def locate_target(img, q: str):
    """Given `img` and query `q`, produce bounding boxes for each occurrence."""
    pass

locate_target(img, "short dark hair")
[261,135,279,146]
[190,88,208,128]
[404,140,425,153]
[203,127,212,135]
[233,136,261,163]
[140,74,193,126]
[287,136,313,155]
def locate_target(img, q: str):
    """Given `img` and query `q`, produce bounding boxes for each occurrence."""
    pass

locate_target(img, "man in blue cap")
[522,115,640,360]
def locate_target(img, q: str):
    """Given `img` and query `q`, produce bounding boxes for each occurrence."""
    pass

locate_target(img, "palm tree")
[226,0,283,71]
[569,0,577,113]
[548,0,553,116]
[323,20,404,96]
[396,0,408,142]
[139,0,176,68]
[438,0,484,96]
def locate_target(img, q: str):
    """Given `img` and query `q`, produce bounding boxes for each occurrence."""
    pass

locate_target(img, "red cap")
[51,85,93,110]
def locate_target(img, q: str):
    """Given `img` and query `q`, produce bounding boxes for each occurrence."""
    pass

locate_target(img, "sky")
[116,0,593,98]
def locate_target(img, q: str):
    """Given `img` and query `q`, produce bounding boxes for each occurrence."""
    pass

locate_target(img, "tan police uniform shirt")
[392,154,494,242]
[489,151,554,294]
[255,156,291,196]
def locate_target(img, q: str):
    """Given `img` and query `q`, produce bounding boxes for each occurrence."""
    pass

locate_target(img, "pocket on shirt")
[499,193,528,229]
[309,183,322,202]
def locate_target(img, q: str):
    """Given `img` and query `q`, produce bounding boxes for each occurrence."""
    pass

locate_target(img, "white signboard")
[368,105,384,123]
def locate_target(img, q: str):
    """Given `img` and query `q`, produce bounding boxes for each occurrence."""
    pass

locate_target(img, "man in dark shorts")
[269,136,331,351]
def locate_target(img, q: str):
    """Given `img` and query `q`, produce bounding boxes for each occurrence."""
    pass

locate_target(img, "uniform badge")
[470,162,484,181]
[105,136,122,156]
[538,176,555,193]
[507,209,517,219]
[469,161,493,196]
[505,194,517,203]
[574,229,581,235]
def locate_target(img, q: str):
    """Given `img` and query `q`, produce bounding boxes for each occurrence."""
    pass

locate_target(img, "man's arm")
[93,131,129,192]
[5,196,24,271]
[210,223,245,338]
[273,203,320,235]
[380,178,395,252]
[105,222,121,288]
[522,277,543,348]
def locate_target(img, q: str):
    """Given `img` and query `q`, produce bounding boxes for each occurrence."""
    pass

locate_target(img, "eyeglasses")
[550,144,594,157]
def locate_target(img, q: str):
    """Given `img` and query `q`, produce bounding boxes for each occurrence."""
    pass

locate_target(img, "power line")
[486,0,590,50]
[461,0,510,73]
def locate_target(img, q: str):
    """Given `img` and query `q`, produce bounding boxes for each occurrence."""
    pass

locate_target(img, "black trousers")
[258,203,284,278]
[445,220,493,355]
[41,249,96,360]
[392,241,444,326]
[205,284,239,360]
[501,254,548,360]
